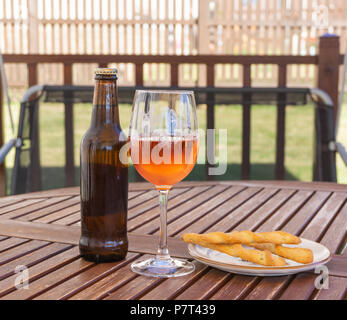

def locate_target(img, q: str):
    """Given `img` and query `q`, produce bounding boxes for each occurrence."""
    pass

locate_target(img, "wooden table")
[0,180,345,300]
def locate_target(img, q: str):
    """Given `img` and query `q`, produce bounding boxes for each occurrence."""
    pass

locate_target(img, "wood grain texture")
[21,197,80,223]
[132,185,229,235]
[0,181,345,300]
[2,181,346,202]
[313,276,347,300]
[11,197,73,221]
[175,186,258,235]
[0,199,46,215]
[0,244,76,297]
[207,188,278,232]
[174,269,232,300]
[279,273,318,300]
[2,257,93,300]
[127,186,211,232]
[0,219,190,258]
[3,54,319,65]
[34,253,140,300]
[210,275,260,300]
[245,276,293,300]
[325,256,347,278]
[319,201,347,254]
[140,261,208,300]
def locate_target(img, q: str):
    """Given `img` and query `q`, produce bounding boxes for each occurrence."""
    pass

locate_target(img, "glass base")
[131,257,195,278]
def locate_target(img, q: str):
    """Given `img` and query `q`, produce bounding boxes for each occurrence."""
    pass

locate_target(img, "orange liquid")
[131,137,199,189]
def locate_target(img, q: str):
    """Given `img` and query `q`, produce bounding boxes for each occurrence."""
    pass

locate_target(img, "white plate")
[188,238,332,276]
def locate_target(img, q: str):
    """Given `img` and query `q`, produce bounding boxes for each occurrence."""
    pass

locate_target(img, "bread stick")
[249,243,313,264]
[256,231,301,245]
[192,242,286,266]
[182,230,301,246]
[182,231,262,245]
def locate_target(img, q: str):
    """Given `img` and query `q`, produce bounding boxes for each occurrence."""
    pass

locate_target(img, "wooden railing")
[0,35,343,195]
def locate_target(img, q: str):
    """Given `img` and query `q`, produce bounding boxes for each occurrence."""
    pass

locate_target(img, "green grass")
[3,96,347,193]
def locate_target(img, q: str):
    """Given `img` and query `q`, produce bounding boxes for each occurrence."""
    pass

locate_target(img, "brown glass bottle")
[79,68,128,263]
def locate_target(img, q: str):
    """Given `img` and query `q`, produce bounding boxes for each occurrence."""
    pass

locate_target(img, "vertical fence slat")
[28,0,39,54]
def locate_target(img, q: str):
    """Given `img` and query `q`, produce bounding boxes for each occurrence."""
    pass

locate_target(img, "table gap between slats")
[17,196,81,223]
[127,185,214,233]
[0,199,48,216]
[144,186,242,236]
[1,196,74,220]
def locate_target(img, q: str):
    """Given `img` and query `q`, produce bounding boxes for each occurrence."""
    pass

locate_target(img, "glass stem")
[156,189,171,261]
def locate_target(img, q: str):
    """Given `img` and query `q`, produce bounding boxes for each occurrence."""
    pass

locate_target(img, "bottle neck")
[91,79,120,126]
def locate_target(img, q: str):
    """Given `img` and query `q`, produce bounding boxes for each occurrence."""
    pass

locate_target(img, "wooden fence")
[1,0,347,89]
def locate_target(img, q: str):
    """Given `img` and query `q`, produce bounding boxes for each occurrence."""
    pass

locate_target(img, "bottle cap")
[94,68,118,79]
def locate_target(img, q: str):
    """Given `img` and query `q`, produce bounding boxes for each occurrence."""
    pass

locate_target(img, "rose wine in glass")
[129,90,199,277]
[134,137,199,188]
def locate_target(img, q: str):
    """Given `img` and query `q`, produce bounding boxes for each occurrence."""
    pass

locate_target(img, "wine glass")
[129,90,199,278]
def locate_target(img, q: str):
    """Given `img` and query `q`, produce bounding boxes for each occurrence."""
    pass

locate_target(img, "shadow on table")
[6,164,298,194]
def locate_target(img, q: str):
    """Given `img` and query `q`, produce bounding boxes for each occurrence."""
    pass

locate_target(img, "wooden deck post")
[134,63,144,182]
[206,63,215,181]
[135,63,144,86]
[63,63,75,187]
[275,64,287,180]
[27,63,42,192]
[317,34,340,119]
[170,63,179,87]
[242,63,251,180]
[0,75,5,196]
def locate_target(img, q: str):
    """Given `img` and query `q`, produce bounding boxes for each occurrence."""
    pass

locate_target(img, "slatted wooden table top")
[0,180,346,300]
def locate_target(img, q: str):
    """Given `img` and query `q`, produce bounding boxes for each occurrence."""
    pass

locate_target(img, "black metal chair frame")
[0,85,337,194]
